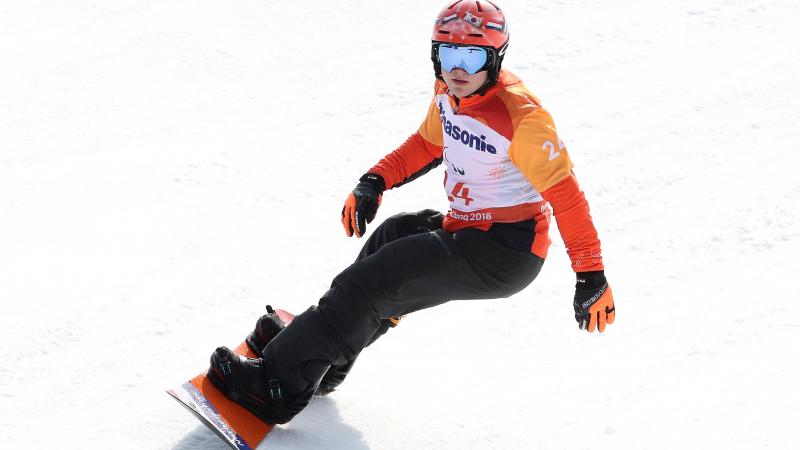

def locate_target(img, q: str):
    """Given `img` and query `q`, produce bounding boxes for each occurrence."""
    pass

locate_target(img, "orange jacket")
[368,70,603,272]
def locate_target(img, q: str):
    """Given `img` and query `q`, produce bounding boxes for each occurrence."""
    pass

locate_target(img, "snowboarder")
[208,0,616,425]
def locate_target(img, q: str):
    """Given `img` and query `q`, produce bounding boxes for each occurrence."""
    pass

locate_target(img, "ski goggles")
[436,44,490,75]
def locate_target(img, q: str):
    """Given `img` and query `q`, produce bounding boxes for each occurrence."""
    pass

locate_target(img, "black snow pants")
[260,209,545,409]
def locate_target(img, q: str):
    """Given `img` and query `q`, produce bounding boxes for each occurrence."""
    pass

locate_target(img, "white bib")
[437,95,543,220]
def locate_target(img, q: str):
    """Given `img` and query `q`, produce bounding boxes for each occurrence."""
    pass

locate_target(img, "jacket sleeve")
[508,108,604,272]
[367,96,444,189]
[541,173,604,272]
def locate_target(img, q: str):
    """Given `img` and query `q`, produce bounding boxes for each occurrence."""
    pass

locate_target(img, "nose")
[448,67,469,77]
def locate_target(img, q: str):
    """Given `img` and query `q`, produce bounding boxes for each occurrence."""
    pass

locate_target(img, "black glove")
[341,173,385,237]
[573,270,616,333]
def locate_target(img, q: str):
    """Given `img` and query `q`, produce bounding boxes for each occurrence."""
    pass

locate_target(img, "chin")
[453,87,475,97]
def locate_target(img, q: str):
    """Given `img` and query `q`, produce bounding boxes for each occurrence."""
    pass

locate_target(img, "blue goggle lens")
[438,44,489,75]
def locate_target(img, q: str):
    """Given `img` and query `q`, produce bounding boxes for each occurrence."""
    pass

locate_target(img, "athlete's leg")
[327,227,543,325]
[244,227,543,421]
[317,209,444,395]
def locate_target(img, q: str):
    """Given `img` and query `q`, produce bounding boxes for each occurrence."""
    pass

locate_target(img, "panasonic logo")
[439,104,497,154]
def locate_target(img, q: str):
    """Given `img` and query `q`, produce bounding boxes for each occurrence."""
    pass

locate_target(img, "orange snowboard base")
[167,309,295,449]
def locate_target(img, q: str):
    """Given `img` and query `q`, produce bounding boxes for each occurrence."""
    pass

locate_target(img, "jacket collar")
[444,70,518,111]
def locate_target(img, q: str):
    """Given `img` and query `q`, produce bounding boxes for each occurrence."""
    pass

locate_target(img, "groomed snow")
[1,1,798,448]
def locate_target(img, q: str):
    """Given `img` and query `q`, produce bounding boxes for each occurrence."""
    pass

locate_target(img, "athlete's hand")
[573,271,615,333]
[342,173,385,238]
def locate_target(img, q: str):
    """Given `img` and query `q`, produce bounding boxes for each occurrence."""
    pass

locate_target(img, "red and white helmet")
[432,0,509,49]
[430,0,510,84]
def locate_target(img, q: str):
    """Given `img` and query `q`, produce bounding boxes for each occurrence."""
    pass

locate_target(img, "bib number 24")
[448,182,474,206]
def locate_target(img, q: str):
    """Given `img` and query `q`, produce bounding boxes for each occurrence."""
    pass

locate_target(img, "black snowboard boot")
[246,310,344,397]
[245,305,286,355]
[208,346,321,425]
[246,306,344,397]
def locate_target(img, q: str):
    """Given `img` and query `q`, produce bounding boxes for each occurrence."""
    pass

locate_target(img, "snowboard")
[167,309,295,450]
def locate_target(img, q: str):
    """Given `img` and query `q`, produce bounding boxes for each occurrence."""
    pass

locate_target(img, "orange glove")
[341,173,385,237]
[573,271,616,333]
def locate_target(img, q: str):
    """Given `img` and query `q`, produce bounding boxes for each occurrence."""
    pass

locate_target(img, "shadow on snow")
[172,396,371,450]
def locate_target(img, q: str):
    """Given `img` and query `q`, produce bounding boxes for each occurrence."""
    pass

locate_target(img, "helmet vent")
[468,33,483,37]
[438,30,451,34]
[476,2,483,12]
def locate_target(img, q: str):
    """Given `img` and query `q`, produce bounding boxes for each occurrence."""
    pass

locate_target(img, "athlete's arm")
[342,92,444,237]
[367,132,443,189]
[506,107,602,271]
[508,107,614,332]
[540,172,614,333]
[367,94,445,189]
[540,174,603,272]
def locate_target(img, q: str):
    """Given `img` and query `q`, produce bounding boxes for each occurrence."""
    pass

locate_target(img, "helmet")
[432,0,509,49]
[430,0,509,86]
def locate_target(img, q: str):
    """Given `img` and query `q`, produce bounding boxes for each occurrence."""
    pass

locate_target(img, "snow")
[1,0,798,448]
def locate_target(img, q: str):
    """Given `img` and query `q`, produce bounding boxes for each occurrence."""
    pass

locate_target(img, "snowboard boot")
[314,316,401,396]
[246,305,342,397]
[208,346,324,425]
[245,305,286,355]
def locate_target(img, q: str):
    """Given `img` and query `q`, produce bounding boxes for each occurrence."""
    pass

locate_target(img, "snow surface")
[1,0,799,448]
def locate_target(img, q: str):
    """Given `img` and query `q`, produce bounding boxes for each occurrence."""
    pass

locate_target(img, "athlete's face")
[441,67,488,98]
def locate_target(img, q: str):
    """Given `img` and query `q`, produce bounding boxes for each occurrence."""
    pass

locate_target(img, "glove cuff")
[359,173,386,193]
[576,270,606,290]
